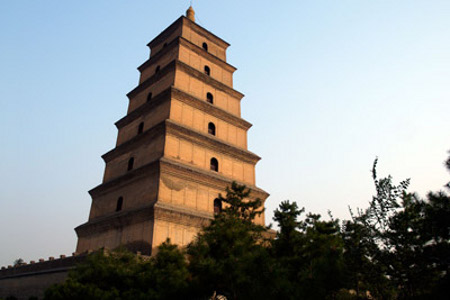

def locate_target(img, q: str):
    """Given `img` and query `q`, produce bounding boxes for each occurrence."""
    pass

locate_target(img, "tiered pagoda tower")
[75,7,269,255]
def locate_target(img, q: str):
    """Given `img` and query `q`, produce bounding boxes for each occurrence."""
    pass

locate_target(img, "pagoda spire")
[186,5,195,22]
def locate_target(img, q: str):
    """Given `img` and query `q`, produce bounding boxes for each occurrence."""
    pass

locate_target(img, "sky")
[0,0,449,267]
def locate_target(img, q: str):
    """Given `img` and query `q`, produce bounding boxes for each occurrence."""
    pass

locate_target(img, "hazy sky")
[1,0,449,266]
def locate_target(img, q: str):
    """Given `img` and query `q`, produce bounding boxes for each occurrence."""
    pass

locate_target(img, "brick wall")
[0,254,86,300]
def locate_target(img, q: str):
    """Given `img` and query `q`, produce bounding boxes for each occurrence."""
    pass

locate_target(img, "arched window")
[147,92,152,102]
[208,122,216,136]
[204,65,210,76]
[163,42,168,48]
[155,65,160,74]
[202,42,208,51]
[127,157,134,171]
[206,92,214,104]
[116,197,123,212]
[210,157,218,172]
[214,198,222,214]
[138,122,144,135]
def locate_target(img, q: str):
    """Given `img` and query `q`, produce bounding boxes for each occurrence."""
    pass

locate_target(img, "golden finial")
[186,6,195,22]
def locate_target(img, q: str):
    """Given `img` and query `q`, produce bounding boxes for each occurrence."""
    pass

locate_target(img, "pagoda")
[75,7,269,255]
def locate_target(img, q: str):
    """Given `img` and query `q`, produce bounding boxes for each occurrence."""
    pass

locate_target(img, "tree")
[420,154,450,298]
[13,258,24,267]
[341,215,392,299]
[272,201,348,300]
[187,182,276,300]
[343,156,450,299]
[297,213,347,299]
[40,153,449,300]
[145,241,190,299]
[44,241,189,300]
[272,201,304,258]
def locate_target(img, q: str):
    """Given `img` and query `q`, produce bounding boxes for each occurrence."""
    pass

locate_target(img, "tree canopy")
[42,153,450,300]
[44,242,189,300]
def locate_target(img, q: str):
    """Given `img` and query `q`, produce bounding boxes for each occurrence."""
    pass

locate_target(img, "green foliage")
[13,258,24,267]
[343,157,450,299]
[44,241,189,300]
[217,181,265,224]
[41,153,450,300]
[187,182,275,300]
[147,241,190,299]
[272,201,304,258]
[341,217,392,299]
[272,201,348,299]
[300,214,347,299]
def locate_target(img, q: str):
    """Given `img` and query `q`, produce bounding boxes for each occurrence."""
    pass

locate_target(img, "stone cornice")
[171,87,252,130]
[179,37,236,72]
[147,17,183,49]
[137,37,179,72]
[147,16,230,50]
[160,157,269,200]
[138,37,236,75]
[89,159,160,197]
[115,88,171,129]
[104,118,258,166]
[166,119,260,164]
[181,17,230,48]
[127,60,176,99]
[76,201,213,238]
[76,204,156,237]
[90,156,269,200]
[128,60,243,101]
[176,60,244,99]
[154,202,213,227]
[117,87,251,131]
[102,121,165,163]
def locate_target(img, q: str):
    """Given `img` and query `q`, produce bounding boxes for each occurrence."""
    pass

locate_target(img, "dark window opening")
[147,92,153,102]
[138,122,144,135]
[210,157,218,172]
[163,42,168,48]
[127,157,134,171]
[214,198,222,214]
[204,65,210,76]
[116,197,123,212]
[208,122,216,136]
[206,92,213,104]
[202,42,208,51]
[155,66,160,74]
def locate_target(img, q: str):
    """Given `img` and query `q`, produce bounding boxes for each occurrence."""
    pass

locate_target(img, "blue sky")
[1,0,449,266]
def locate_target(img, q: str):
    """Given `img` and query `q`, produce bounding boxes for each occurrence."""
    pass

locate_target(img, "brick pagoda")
[75,7,269,255]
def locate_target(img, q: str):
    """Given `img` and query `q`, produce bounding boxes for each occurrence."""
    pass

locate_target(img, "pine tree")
[187,182,274,300]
